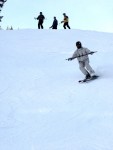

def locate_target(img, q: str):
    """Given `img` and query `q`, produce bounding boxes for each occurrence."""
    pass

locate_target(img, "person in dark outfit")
[49,17,58,29]
[0,0,7,2]
[0,0,7,7]
[0,16,3,22]
[0,3,3,7]
[34,12,45,29]
[61,13,70,29]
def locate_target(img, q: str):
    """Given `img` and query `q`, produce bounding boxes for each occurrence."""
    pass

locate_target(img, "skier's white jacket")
[72,47,91,62]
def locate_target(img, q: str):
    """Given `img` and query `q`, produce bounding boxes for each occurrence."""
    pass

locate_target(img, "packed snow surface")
[0,29,113,150]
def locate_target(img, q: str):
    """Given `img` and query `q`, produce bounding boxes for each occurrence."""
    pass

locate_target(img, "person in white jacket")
[68,41,95,79]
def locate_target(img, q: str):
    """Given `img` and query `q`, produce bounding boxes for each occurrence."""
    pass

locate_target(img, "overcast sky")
[1,0,113,32]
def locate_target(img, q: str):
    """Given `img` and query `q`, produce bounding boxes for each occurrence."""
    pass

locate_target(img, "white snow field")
[0,29,113,150]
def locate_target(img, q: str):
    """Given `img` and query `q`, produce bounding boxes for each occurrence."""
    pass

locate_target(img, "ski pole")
[66,51,97,60]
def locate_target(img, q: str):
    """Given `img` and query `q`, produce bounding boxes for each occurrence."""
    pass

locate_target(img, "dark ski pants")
[63,22,70,29]
[52,27,57,29]
[38,21,44,29]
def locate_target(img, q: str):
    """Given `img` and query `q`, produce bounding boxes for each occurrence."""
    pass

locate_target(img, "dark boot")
[85,73,91,79]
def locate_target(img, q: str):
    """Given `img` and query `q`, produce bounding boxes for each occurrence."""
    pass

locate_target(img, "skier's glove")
[90,51,95,55]
[67,58,73,61]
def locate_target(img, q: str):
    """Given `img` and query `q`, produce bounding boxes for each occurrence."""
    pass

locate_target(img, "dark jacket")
[50,18,58,29]
[37,15,45,23]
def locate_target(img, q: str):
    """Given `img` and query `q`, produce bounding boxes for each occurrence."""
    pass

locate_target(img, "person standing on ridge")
[49,17,58,29]
[34,12,45,29]
[67,41,96,80]
[61,13,70,29]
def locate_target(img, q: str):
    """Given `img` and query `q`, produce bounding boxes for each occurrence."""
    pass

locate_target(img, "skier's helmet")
[76,41,82,46]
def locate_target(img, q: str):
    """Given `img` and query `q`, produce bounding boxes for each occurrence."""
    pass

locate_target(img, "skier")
[49,17,58,29]
[61,13,70,29]
[0,3,3,7]
[0,0,7,2]
[67,41,95,80]
[34,12,45,29]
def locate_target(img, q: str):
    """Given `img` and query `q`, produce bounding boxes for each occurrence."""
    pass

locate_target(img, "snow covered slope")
[0,29,113,150]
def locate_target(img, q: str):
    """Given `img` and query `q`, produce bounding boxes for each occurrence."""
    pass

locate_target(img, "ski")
[78,75,99,83]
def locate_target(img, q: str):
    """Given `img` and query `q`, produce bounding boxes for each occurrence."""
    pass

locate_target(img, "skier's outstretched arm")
[66,51,97,60]
[66,57,76,61]
[66,50,77,61]
[90,51,97,55]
